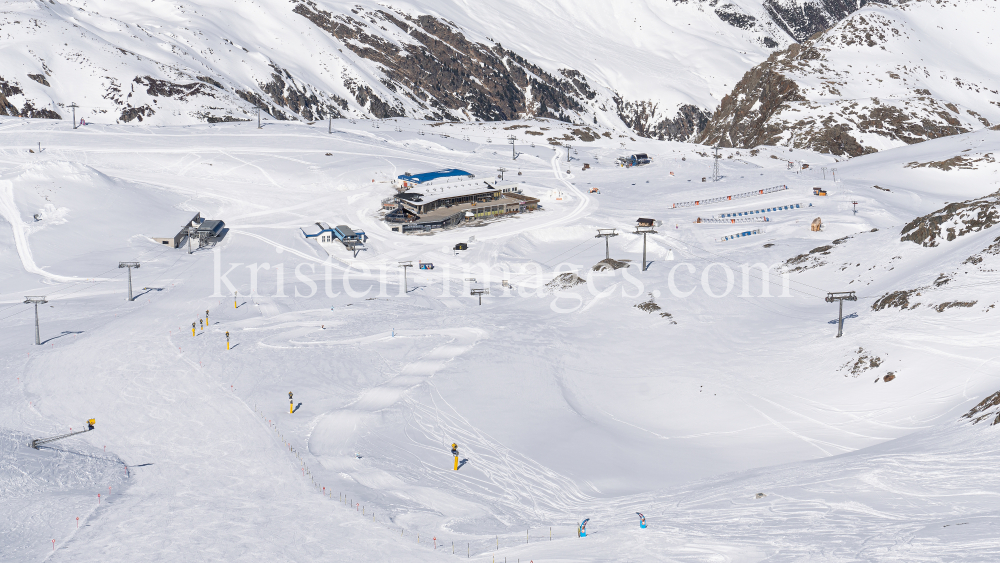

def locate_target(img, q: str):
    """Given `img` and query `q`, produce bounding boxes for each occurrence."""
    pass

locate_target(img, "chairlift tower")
[825,291,858,338]
[186,225,197,254]
[633,225,658,272]
[497,167,507,181]
[712,145,721,182]
[399,261,413,294]
[119,261,140,301]
[821,166,828,180]
[507,135,517,160]
[69,102,79,129]
[470,287,488,305]
[595,228,618,260]
[566,144,572,163]
[24,296,48,345]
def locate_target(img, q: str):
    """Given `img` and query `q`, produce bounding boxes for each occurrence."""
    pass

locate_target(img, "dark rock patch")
[900,191,1000,247]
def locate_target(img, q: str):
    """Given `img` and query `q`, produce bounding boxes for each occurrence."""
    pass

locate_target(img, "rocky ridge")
[0,0,870,140]
[698,0,1000,155]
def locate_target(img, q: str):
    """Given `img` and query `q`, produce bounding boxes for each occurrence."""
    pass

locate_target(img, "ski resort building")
[384,178,539,233]
[153,212,226,248]
[303,222,368,256]
[617,154,652,167]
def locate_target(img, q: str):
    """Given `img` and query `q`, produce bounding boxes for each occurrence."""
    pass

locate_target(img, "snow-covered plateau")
[1,116,999,561]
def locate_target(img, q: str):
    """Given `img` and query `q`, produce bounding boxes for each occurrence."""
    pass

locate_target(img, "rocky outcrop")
[695,50,808,150]
[763,0,873,42]
[964,390,1000,425]
[615,97,710,141]
[900,191,1000,247]
[698,2,991,155]
[0,75,60,119]
[291,1,588,122]
[260,64,347,121]
[683,0,872,45]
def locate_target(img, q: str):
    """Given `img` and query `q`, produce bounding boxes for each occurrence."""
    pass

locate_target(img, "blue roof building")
[397,169,473,184]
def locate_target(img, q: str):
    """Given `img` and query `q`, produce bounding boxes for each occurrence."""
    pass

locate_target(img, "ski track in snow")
[0,180,101,283]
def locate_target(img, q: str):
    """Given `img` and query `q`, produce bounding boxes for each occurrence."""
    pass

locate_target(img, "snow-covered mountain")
[699,0,1000,154]
[0,0,872,139]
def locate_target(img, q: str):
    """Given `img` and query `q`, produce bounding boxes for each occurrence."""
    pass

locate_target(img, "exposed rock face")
[684,0,871,46]
[291,1,588,122]
[762,0,872,42]
[698,2,997,155]
[695,51,809,150]
[965,390,1000,425]
[259,64,348,121]
[614,98,710,141]
[872,289,920,311]
[900,191,1000,247]
[0,75,60,119]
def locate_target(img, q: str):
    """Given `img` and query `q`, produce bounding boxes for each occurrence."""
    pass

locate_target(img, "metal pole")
[127,267,133,301]
[605,237,610,260]
[399,262,412,294]
[34,302,41,345]
[837,298,844,338]
[328,117,331,134]
[642,233,648,272]
[257,105,261,129]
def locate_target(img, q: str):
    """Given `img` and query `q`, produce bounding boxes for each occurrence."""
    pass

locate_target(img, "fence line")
[696,202,807,224]
[717,227,766,242]
[672,185,788,208]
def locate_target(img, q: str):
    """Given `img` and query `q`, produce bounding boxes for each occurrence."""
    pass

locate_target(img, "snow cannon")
[30,419,95,449]
[578,518,590,538]
[636,512,646,529]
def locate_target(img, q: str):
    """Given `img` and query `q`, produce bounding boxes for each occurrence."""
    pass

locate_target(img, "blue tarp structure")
[398,169,472,184]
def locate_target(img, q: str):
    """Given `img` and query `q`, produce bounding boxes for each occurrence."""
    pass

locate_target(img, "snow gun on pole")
[31,419,95,449]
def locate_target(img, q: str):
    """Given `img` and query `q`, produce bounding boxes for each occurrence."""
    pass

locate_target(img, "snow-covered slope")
[699,0,1000,154]
[2,116,1000,560]
[0,0,871,139]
